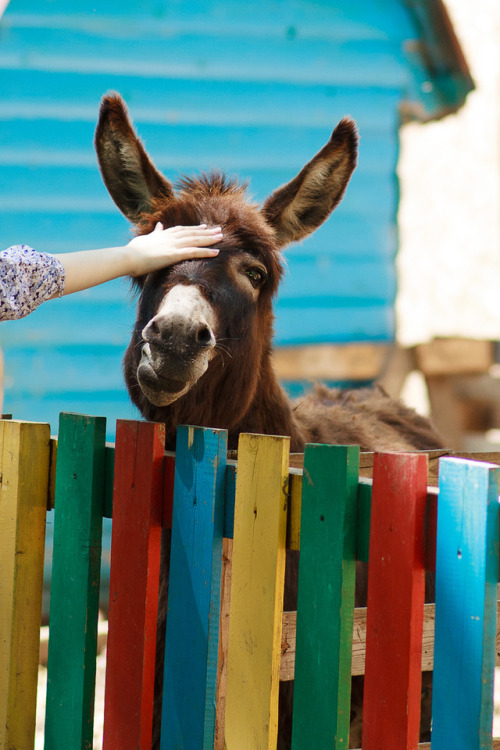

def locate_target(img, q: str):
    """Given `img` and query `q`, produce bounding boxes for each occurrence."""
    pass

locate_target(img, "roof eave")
[402,0,475,122]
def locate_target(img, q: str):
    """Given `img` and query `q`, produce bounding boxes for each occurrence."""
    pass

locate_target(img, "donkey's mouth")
[137,362,191,406]
[137,346,208,406]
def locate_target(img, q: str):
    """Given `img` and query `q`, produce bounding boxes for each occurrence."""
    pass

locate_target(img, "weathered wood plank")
[282,600,500,681]
[363,452,428,750]
[161,426,227,750]
[45,413,106,750]
[272,342,390,381]
[0,420,50,750]
[415,338,493,376]
[103,419,165,750]
[292,445,359,749]
[225,433,290,750]
[432,458,500,750]
[214,537,233,750]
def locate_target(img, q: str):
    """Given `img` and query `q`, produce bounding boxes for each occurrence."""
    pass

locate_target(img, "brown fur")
[95,93,443,748]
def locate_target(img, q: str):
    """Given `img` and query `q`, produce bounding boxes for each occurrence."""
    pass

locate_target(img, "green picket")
[44,412,106,750]
[292,444,359,749]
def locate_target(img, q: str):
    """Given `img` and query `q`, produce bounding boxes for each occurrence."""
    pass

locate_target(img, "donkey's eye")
[246,267,266,287]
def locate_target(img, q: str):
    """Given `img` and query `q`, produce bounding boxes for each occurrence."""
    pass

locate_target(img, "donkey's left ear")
[95,92,174,223]
[261,118,358,248]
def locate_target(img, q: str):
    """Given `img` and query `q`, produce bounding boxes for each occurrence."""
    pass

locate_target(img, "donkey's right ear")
[261,117,358,248]
[94,93,174,223]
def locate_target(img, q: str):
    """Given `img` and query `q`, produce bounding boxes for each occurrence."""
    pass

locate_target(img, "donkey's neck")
[138,352,304,451]
[229,358,305,452]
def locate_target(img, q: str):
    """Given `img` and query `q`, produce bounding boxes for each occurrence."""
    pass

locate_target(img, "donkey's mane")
[175,171,249,199]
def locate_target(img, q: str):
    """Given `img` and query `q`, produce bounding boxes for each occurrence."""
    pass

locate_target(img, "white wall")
[396,0,500,346]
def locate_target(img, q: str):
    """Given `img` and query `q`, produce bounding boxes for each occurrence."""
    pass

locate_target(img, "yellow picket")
[0,420,51,749]
[225,433,290,750]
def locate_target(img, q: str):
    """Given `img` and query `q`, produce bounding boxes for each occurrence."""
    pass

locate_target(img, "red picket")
[363,452,428,750]
[102,420,165,750]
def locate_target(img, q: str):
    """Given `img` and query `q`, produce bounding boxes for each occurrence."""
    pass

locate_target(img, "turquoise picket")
[161,425,228,750]
[432,457,500,749]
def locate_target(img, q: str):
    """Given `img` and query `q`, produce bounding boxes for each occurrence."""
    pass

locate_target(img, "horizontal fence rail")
[0,412,499,749]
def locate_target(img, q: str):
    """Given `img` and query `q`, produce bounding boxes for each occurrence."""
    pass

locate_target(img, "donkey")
[95,93,442,748]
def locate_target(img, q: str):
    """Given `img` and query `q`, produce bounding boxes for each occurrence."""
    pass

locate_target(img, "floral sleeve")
[0,245,66,321]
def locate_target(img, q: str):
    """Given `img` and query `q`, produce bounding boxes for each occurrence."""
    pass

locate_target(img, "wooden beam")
[280,600,500,681]
[415,338,493,376]
[272,343,390,381]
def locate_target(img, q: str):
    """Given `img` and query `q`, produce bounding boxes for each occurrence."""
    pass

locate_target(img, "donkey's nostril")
[195,324,213,346]
[142,317,161,343]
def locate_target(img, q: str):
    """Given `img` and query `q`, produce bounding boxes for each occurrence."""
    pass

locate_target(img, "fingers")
[181,246,220,258]
[167,225,223,248]
[183,232,222,248]
[165,224,221,236]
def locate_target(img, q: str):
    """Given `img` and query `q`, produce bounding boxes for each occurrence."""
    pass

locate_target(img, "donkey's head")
[95,93,357,426]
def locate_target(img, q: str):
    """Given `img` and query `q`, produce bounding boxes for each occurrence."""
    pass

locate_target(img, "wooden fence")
[1,412,499,749]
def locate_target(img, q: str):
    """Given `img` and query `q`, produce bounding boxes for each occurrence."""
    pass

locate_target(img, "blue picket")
[161,425,228,750]
[432,457,500,749]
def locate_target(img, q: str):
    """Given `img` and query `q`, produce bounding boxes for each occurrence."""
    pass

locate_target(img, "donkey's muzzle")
[136,284,217,406]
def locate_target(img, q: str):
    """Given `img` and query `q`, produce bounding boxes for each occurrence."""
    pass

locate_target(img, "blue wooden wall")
[0,0,442,432]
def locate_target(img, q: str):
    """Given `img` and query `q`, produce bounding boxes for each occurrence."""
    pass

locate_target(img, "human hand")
[127,222,222,276]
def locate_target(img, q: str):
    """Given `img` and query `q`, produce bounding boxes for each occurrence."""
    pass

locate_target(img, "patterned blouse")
[0,245,66,321]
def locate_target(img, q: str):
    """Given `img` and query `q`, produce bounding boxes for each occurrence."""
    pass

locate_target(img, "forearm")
[53,245,133,296]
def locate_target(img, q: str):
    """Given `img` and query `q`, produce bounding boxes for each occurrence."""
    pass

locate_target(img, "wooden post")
[45,412,106,750]
[160,425,227,750]
[225,433,290,750]
[0,420,51,749]
[363,452,428,750]
[432,457,500,750]
[291,444,359,749]
[103,419,165,750]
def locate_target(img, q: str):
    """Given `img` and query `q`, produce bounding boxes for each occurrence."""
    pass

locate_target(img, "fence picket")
[0,420,51,750]
[45,413,106,750]
[363,452,428,750]
[291,444,359,748]
[103,419,165,750]
[432,457,500,750]
[225,433,290,750]
[160,425,227,749]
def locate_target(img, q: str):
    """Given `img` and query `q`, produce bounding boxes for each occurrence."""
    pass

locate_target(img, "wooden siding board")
[2,349,128,392]
[274,304,395,345]
[278,260,396,303]
[0,300,134,346]
[0,28,410,88]
[2,395,135,442]
[3,2,414,37]
[0,120,398,165]
[0,69,402,131]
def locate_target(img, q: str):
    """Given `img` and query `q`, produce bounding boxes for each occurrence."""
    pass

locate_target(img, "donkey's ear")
[94,93,174,223]
[261,117,358,247]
